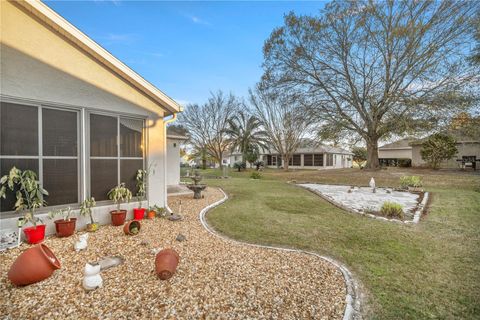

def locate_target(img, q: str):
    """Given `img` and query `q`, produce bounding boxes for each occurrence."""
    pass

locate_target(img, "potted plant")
[133,169,147,220]
[48,207,76,237]
[147,205,166,219]
[0,167,48,244]
[80,197,98,232]
[107,183,132,226]
[123,220,141,235]
[400,176,423,192]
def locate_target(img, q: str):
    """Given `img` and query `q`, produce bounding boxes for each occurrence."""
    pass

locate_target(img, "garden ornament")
[82,263,102,291]
[74,234,89,252]
[369,177,376,193]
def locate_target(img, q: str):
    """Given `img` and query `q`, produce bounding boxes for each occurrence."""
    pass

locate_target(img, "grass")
[199,167,480,319]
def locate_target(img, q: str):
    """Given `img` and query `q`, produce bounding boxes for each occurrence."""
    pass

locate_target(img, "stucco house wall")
[378,148,413,160]
[412,142,480,168]
[166,138,184,186]
[0,1,179,236]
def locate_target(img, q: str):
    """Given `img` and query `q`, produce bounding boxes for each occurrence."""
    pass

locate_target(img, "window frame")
[87,111,146,204]
[0,99,82,218]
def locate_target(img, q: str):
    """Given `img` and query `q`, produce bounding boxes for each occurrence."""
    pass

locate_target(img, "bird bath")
[186,170,207,199]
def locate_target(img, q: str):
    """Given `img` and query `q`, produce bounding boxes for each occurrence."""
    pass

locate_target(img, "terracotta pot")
[147,210,156,219]
[123,220,141,235]
[23,225,46,244]
[110,210,127,226]
[8,244,61,286]
[155,248,180,280]
[86,223,99,232]
[54,218,77,237]
[133,208,146,220]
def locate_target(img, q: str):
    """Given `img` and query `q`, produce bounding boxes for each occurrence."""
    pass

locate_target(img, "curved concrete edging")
[198,187,362,320]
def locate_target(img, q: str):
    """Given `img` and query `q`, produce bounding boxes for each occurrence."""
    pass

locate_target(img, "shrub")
[250,172,262,179]
[420,133,458,169]
[233,161,246,172]
[380,202,404,219]
[400,176,423,188]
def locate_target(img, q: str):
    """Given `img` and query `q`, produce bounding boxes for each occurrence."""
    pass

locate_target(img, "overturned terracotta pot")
[123,220,141,235]
[8,244,61,286]
[155,249,179,280]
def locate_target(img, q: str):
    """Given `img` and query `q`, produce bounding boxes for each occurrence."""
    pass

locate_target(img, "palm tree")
[224,111,269,167]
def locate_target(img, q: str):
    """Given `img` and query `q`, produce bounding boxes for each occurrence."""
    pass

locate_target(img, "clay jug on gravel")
[8,244,61,286]
[155,249,179,280]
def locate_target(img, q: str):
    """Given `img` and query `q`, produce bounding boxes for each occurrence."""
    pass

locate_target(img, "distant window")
[304,154,313,166]
[292,154,301,166]
[313,153,324,166]
[326,154,334,166]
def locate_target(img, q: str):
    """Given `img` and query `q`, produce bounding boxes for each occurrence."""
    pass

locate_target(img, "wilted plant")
[107,183,132,212]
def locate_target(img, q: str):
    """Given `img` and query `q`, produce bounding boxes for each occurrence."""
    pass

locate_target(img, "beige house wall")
[378,148,412,159]
[412,143,480,168]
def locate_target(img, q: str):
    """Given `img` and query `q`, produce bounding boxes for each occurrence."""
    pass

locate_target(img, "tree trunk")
[365,139,380,169]
[283,155,290,171]
[201,158,207,170]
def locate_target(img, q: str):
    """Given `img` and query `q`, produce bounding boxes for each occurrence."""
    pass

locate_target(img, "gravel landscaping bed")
[0,187,346,319]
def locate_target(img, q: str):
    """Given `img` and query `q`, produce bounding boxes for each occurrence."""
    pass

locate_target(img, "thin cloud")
[93,0,121,6]
[174,99,191,107]
[187,15,211,26]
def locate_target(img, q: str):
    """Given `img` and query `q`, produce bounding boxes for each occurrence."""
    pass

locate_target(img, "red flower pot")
[110,210,127,226]
[23,224,46,244]
[8,244,61,286]
[155,248,180,280]
[123,220,141,235]
[147,210,156,219]
[54,218,77,237]
[133,208,146,220]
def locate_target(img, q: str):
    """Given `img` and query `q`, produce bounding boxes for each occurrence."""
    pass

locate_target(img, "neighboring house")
[378,138,415,167]
[379,133,480,169]
[166,126,188,186]
[261,145,353,170]
[410,132,480,169]
[0,0,181,234]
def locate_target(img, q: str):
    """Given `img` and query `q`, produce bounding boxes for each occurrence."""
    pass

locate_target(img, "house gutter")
[163,113,178,214]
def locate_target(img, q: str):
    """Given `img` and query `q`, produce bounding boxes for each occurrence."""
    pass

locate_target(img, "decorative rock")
[74,234,88,252]
[140,240,150,246]
[176,234,186,242]
[82,263,102,291]
[168,214,183,221]
[94,256,125,271]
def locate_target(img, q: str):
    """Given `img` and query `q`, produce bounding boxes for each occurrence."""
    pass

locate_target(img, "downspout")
[163,112,177,214]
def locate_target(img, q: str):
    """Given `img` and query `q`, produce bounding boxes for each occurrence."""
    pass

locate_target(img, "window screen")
[43,108,77,157]
[1,102,38,156]
[43,159,78,206]
[89,114,144,201]
[292,154,301,166]
[304,154,313,166]
[313,154,324,166]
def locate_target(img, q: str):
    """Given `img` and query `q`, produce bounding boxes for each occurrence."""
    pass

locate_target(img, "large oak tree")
[262,0,479,168]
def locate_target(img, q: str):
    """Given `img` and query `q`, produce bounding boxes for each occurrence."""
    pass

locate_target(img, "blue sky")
[45,1,326,106]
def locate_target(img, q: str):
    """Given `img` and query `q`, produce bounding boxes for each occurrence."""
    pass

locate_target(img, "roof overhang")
[16,0,182,115]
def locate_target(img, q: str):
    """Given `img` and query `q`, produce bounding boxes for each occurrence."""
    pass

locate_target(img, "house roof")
[17,0,182,115]
[379,138,416,150]
[167,126,188,140]
[409,130,480,146]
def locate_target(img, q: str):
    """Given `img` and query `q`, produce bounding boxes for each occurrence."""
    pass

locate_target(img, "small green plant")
[48,207,73,221]
[0,167,48,227]
[80,197,97,225]
[380,202,404,219]
[233,161,246,172]
[149,205,166,217]
[400,176,423,189]
[250,172,262,179]
[136,169,147,208]
[107,182,132,212]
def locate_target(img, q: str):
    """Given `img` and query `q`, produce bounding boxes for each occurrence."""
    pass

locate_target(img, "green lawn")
[201,167,480,319]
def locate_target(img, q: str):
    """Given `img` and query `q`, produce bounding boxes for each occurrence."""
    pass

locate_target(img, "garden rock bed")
[299,184,428,224]
[0,188,346,319]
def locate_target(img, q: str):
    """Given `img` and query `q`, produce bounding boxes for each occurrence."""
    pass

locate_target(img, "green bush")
[233,161,246,172]
[250,172,262,179]
[400,176,423,188]
[380,202,404,219]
